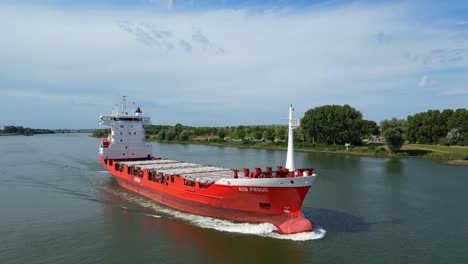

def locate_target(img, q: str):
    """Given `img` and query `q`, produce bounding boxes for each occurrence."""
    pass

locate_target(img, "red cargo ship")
[99,97,317,234]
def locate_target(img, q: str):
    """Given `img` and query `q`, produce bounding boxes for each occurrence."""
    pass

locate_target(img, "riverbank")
[147,137,468,166]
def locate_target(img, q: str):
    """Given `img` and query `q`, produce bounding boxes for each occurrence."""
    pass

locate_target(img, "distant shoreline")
[0,130,96,136]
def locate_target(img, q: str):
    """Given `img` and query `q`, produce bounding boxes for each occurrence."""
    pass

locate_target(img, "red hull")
[100,156,314,234]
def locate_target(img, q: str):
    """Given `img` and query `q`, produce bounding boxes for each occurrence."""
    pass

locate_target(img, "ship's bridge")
[99,115,151,126]
[99,97,153,160]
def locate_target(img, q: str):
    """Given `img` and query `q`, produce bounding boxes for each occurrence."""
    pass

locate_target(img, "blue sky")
[0,0,467,129]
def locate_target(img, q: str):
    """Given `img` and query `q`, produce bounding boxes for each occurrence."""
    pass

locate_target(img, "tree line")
[300,104,378,145]
[300,106,468,152]
[0,125,55,135]
[144,124,289,142]
[93,124,289,142]
[92,104,468,152]
[406,109,468,146]
[301,105,468,151]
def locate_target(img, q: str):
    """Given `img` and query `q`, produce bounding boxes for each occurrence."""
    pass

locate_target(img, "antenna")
[121,96,127,115]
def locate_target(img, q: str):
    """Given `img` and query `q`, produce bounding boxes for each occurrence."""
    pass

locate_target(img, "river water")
[0,133,467,264]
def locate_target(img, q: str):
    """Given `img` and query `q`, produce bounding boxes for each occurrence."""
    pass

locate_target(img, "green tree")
[274,126,286,141]
[165,129,176,141]
[157,129,166,140]
[4,126,17,134]
[301,104,364,145]
[380,118,407,152]
[92,129,110,138]
[252,130,263,140]
[174,123,183,137]
[217,128,226,140]
[263,128,275,142]
[361,120,379,137]
[407,113,423,143]
[24,128,32,135]
[447,128,463,146]
[380,118,407,135]
[448,109,468,138]
[235,126,246,140]
[16,126,25,135]
[179,130,191,141]
[383,128,405,152]
[407,109,464,144]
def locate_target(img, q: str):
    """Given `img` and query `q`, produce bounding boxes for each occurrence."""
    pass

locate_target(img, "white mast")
[285,104,299,171]
[121,96,127,115]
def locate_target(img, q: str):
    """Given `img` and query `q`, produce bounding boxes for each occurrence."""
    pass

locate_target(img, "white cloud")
[418,75,437,87]
[418,75,428,87]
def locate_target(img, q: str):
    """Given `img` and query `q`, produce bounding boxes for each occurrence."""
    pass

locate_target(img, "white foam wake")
[107,188,326,241]
[264,226,326,241]
[145,213,161,219]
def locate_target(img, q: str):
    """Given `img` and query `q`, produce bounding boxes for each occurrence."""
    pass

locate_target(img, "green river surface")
[0,133,467,264]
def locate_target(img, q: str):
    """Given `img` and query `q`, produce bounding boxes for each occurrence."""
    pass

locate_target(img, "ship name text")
[238,187,269,193]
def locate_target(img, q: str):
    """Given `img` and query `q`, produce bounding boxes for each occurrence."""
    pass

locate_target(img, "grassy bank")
[146,136,468,166]
[401,144,468,164]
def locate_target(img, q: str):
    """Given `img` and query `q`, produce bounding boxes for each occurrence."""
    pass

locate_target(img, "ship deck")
[120,159,234,183]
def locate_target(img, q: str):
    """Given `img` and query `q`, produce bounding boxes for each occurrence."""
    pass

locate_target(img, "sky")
[0,0,467,129]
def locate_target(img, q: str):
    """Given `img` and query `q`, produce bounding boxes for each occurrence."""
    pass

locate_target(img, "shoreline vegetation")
[6,104,467,166]
[0,126,96,136]
[92,127,468,165]
[91,104,468,166]
[146,137,468,166]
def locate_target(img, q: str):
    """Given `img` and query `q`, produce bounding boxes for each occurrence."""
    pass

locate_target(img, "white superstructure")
[99,96,152,160]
